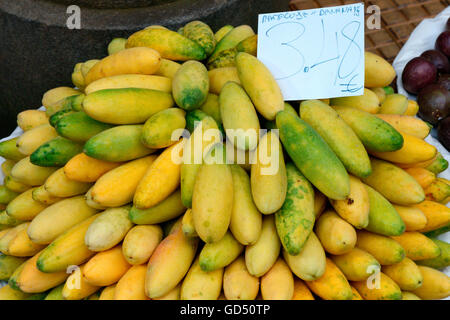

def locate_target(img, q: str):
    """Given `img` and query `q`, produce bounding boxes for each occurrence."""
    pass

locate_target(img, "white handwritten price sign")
[257,3,365,101]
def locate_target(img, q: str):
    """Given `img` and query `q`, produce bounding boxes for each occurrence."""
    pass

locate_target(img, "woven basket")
[290,0,450,62]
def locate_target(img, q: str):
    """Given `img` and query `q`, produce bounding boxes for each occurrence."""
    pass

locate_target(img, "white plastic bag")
[393,7,450,182]
[393,7,450,282]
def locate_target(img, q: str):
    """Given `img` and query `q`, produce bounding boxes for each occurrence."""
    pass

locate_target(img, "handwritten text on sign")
[257,3,365,101]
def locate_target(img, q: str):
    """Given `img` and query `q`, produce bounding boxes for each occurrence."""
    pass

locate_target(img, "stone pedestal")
[0,0,290,137]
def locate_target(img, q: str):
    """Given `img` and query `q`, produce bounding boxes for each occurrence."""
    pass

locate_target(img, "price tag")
[257,3,365,101]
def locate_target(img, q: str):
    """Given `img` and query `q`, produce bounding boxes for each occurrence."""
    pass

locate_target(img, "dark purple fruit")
[438,117,450,151]
[421,50,450,73]
[402,57,438,94]
[436,30,450,57]
[448,17,450,30]
[418,84,450,126]
[437,74,450,91]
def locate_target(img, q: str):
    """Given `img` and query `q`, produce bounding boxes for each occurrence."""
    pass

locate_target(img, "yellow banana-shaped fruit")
[401,291,421,300]
[330,175,370,229]
[199,231,243,272]
[84,206,133,252]
[115,264,150,300]
[250,131,287,215]
[17,110,49,131]
[99,285,116,300]
[314,190,327,218]
[12,251,68,293]
[245,215,281,277]
[7,223,45,257]
[6,188,47,221]
[391,232,440,261]
[0,223,29,255]
[155,59,181,79]
[352,272,402,300]
[292,279,315,300]
[375,114,431,139]
[44,168,92,198]
[223,256,259,300]
[122,225,163,265]
[145,225,198,298]
[41,86,79,110]
[260,258,294,300]
[0,255,26,281]
[0,284,31,300]
[84,187,107,210]
[16,124,58,156]
[306,258,353,300]
[134,140,185,209]
[364,51,396,88]
[4,175,31,193]
[32,185,63,205]
[192,145,233,243]
[208,67,241,94]
[126,28,206,61]
[424,178,450,203]
[62,264,100,300]
[235,52,284,120]
[350,286,364,300]
[362,158,425,205]
[379,94,408,115]
[411,266,450,300]
[369,132,437,165]
[84,47,161,85]
[414,201,450,233]
[152,285,181,300]
[331,248,381,281]
[83,245,131,286]
[283,232,326,281]
[36,214,99,273]
[356,230,405,265]
[393,204,428,231]
[181,209,197,238]
[229,165,262,245]
[64,153,122,183]
[180,257,223,300]
[382,257,423,291]
[10,157,58,186]
[331,88,380,114]
[315,210,357,255]
[85,74,171,94]
[129,189,185,225]
[90,155,156,207]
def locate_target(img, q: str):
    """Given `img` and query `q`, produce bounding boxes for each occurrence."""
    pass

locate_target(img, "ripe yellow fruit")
[260,258,294,300]
[364,51,396,88]
[84,47,161,85]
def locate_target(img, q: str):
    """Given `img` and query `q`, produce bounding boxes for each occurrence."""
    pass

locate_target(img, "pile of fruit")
[0,21,449,301]
[402,17,450,150]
